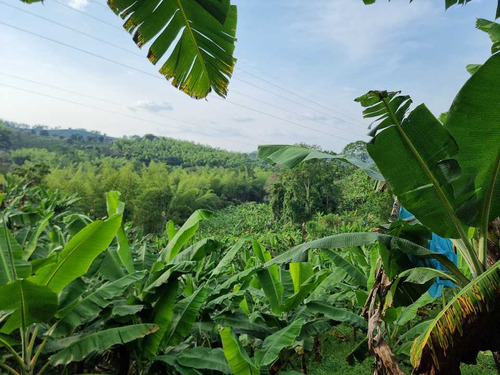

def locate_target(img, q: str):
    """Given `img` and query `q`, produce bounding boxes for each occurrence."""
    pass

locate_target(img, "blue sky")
[0,0,495,152]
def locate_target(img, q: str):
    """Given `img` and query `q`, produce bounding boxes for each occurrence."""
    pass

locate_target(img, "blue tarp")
[399,207,457,297]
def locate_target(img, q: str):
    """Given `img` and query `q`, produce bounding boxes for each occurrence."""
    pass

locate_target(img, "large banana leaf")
[0,279,58,334]
[146,261,197,292]
[254,319,305,367]
[107,0,237,99]
[444,53,500,228]
[171,238,216,264]
[282,270,328,311]
[144,279,179,358]
[266,232,469,286]
[0,220,31,285]
[257,268,284,314]
[161,209,212,262]
[54,271,146,336]
[220,327,259,375]
[49,324,158,366]
[213,313,272,340]
[23,212,53,260]
[163,286,207,347]
[411,260,500,373]
[322,249,367,288]
[306,301,368,330]
[355,92,461,239]
[258,145,384,181]
[30,215,122,294]
[289,262,314,293]
[211,239,247,277]
[175,347,231,374]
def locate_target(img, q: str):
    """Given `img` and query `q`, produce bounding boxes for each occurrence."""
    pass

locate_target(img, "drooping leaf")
[0,279,58,333]
[175,347,231,374]
[49,324,158,366]
[31,215,122,294]
[220,327,258,375]
[265,232,469,287]
[213,313,272,340]
[108,0,237,99]
[307,301,367,331]
[398,267,458,286]
[258,145,384,181]
[476,19,500,54]
[411,260,500,373]
[322,249,367,288]
[254,319,305,367]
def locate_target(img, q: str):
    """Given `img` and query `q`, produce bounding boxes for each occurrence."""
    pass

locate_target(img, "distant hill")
[0,119,265,171]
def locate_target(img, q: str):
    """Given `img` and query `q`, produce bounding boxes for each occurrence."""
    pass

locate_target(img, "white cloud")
[68,0,89,10]
[288,0,439,61]
[128,99,174,113]
[232,115,255,123]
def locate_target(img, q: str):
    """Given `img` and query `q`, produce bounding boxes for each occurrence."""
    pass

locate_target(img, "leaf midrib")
[44,221,104,289]
[175,0,208,85]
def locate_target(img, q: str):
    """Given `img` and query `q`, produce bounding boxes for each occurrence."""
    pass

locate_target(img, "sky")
[0,0,496,152]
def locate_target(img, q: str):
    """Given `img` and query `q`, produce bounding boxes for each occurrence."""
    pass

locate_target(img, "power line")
[236,67,367,126]
[0,71,268,144]
[50,0,123,31]
[0,21,359,144]
[0,1,143,59]
[0,82,258,148]
[234,76,366,130]
[215,97,354,142]
[230,89,367,138]
[0,72,122,107]
[62,0,371,128]
[0,21,161,80]
[12,1,365,135]
[87,0,108,8]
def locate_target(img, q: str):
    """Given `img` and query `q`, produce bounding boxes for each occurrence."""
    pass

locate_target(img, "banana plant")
[258,37,500,374]
[0,193,158,375]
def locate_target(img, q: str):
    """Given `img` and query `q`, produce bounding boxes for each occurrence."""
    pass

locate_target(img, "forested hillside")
[1,120,392,237]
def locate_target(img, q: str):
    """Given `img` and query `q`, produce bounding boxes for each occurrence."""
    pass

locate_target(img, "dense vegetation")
[2,0,499,374]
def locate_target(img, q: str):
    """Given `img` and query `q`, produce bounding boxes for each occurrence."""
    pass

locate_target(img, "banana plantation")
[0,0,499,374]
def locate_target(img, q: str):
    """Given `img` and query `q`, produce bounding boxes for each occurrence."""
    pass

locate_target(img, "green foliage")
[108,0,237,99]
[269,158,342,224]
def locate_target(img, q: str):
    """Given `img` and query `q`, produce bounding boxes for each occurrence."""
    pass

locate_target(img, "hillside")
[1,119,265,170]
